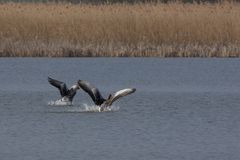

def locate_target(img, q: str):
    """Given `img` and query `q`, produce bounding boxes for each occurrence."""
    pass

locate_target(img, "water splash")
[48,101,57,106]
[47,102,120,113]
[67,103,120,113]
[47,100,72,106]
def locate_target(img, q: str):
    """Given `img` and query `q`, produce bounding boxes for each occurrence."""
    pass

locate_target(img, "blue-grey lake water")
[0,58,240,160]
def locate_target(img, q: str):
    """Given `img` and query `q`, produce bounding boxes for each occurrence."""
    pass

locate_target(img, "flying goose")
[48,77,80,105]
[78,80,136,111]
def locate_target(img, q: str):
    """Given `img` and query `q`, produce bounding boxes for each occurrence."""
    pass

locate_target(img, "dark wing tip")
[48,77,52,82]
[48,76,53,82]
[48,77,57,85]
[130,88,136,93]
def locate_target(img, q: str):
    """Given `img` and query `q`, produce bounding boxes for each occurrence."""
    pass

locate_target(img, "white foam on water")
[47,101,120,113]
[67,103,120,113]
[47,100,72,106]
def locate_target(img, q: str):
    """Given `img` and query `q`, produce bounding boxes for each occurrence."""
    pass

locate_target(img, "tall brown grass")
[0,2,240,57]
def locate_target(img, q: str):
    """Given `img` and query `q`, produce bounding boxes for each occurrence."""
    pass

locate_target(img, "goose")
[48,77,80,105]
[78,80,136,112]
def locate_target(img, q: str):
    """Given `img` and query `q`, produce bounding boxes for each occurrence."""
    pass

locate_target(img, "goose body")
[48,77,80,106]
[78,80,136,112]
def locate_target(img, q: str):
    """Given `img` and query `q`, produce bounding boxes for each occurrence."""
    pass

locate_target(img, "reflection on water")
[0,58,240,160]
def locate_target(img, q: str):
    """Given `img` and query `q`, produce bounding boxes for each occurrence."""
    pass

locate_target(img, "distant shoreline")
[1,2,240,57]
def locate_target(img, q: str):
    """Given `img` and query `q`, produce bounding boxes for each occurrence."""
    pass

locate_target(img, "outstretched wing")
[48,77,68,97]
[105,88,136,106]
[78,80,105,105]
[67,85,80,101]
[67,89,76,101]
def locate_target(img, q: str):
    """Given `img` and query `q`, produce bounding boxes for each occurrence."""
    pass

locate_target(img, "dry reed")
[0,2,240,57]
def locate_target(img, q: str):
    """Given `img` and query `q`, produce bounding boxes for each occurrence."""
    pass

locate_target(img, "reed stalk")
[0,2,240,57]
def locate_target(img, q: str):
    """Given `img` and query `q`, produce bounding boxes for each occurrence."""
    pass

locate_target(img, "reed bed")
[1,2,240,57]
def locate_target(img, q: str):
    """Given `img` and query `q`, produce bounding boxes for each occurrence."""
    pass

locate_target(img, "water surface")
[0,58,240,160]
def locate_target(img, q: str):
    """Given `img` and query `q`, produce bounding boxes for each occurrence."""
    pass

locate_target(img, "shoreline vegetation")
[1,2,240,57]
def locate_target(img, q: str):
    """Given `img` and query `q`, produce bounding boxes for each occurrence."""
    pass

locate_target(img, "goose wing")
[78,80,105,105]
[105,88,136,106]
[66,85,80,101]
[66,88,77,101]
[48,77,68,97]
